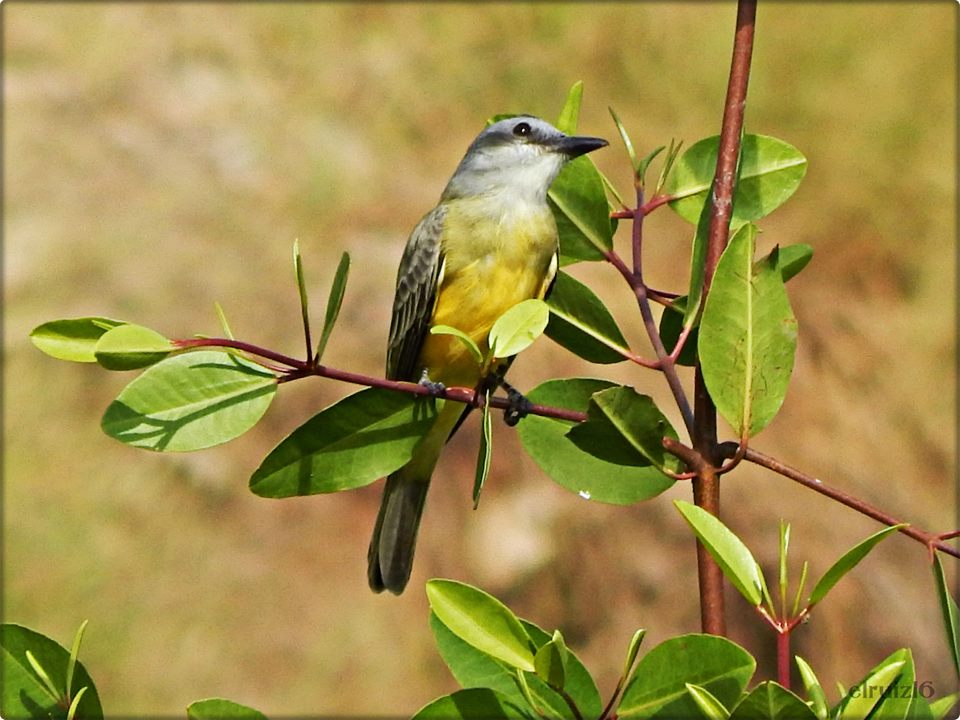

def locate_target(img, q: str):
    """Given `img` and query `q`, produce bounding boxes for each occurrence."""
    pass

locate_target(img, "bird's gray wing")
[387,205,447,381]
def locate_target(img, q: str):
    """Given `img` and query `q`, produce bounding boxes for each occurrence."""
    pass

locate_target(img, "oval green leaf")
[522,620,602,719]
[555,80,583,135]
[101,350,277,452]
[674,500,764,606]
[666,134,808,226]
[250,388,438,498]
[807,524,905,607]
[516,379,674,505]
[1,623,103,720]
[763,243,813,282]
[619,634,755,718]
[187,698,268,720]
[836,656,907,720]
[545,271,630,364]
[94,323,174,370]
[489,299,549,359]
[550,163,614,265]
[412,688,529,720]
[426,579,535,672]
[534,632,567,690]
[729,681,817,720]
[567,386,682,474]
[699,224,798,437]
[30,317,127,362]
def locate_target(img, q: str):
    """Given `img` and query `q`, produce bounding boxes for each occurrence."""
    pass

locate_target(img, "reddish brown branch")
[742,447,960,561]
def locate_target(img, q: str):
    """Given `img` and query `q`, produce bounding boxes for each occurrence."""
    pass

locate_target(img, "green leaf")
[807,524,905,607]
[30,317,127,362]
[429,610,601,719]
[473,390,493,509]
[609,106,640,176]
[545,271,630,364]
[94,323,174,370]
[674,500,764,606]
[835,655,907,720]
[763,243,813,282]
[516,379,674,505]
[413,688,531,720]
[929,693,959,720]
[665,134,807,226]
[550,160,615,265]
[25,650,60,701]
[567,386,682,474]
[214,301,235,339]
[489,299,549,359]
[658,297,699,368]
[316,251,350,363]
[431,325,485,366]
[250,388,438,498]
[101,350,277,452]
[623,629,648,685]
[534,631,567,690]
[932,553,960,677]
[618,634,756,718]
[682,184,716,328]
[65,620,88,705]
[427,580,535,672]
[685,682,731,719]
[778,520,790,613]
[729,681,817,720]
[66,687,89,720]
[293,238,311,347]
[555,81,583,134]
[699,224,798,437]
[187,698,268,720]
[794,656,829,720]
[430,612,530,709]
[522,620,602,719]
[1,623,103,720]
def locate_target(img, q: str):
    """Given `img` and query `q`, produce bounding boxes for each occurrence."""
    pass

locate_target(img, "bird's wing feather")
[387,205,447,381]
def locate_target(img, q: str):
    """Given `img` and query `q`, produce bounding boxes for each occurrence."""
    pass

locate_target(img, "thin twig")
[741,447,960,561]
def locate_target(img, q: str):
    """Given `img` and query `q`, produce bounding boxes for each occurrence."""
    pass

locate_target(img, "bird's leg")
[417,368,446,397]
[499,378,532,427]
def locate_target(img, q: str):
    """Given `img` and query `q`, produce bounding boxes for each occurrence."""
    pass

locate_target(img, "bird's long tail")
[367,401,464,594]
[367,464,432,594]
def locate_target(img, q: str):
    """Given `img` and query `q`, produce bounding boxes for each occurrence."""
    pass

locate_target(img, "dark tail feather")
[367,468,431,595]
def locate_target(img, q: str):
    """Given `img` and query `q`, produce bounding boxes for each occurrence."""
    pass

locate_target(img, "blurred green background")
[5,2,956,715]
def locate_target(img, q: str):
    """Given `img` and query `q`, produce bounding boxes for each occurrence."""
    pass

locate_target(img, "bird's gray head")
[441,115,608,202]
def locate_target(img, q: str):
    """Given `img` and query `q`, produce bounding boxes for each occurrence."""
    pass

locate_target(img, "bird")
[368,115,608,594]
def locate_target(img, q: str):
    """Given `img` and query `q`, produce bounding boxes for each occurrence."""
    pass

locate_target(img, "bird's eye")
[513,122,532,137]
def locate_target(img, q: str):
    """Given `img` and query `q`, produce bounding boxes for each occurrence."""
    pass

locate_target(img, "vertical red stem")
[777,628,792,690]
[691,0,757,637]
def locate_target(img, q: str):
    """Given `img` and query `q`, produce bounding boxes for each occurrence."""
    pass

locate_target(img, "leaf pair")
[516,379,674,506]
[675,501,904,617]
[422,579,602,719]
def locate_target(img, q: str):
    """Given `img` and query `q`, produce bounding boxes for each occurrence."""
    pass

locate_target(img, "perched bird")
[368,115,607,594]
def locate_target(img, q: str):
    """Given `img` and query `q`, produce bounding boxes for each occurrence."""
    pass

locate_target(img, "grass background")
[5,2,956,715]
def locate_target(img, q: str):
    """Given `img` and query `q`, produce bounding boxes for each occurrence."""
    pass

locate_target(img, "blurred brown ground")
[4,2,956,715]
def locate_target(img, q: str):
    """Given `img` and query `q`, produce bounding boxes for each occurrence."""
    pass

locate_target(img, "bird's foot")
[418,368,447,398]
[501,380,532,427]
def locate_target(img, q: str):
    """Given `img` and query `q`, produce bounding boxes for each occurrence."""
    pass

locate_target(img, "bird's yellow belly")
[418,215,556,389]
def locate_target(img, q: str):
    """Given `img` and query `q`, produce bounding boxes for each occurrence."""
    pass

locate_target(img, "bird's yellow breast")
[418,197,557,389]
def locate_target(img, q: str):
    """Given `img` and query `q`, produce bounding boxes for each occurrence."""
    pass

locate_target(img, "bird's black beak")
[557,135,608,158]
